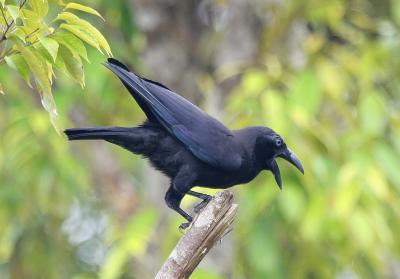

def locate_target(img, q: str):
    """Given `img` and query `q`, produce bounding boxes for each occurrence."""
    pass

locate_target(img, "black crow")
[65,58,304,230]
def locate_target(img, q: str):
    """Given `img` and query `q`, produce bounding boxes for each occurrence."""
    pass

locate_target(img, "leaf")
[37,83,59,132]
[29,0,49,18]
[15,42,57,128]
[4,54,32,87]
[56,12,112,56]
[39,37,59,62]
[59,45,84,87]
[60,23,100,51]
[34,43,54,64]
[64,2,105,20]
[8,27,26,43]
[52,31,88,61]
[0,83,4,95]
[6,5,20,21]
[15,43,51,93]
[0,8,5,26]
[20,8,41,24]
[53,49,67,73]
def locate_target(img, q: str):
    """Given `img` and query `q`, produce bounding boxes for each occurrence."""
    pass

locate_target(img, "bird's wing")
[104,58,243,171]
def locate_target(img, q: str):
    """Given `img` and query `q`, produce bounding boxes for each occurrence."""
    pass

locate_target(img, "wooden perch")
[155,191,238,279]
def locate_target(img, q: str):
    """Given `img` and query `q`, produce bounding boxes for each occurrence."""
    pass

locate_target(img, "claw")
[193,197,212,214]
[179,222,191,233]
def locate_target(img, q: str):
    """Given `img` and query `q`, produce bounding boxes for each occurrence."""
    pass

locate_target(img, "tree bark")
[155,191,238,279]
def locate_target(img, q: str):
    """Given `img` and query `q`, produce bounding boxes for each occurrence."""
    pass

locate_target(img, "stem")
[0,0,28,43]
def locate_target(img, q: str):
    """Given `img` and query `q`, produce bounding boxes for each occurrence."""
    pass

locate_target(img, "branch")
[0,0,28,43]
[155,190,238,279]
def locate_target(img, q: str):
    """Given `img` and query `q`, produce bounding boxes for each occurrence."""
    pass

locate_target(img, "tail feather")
[64,126,160,156]
[64,127,131,141]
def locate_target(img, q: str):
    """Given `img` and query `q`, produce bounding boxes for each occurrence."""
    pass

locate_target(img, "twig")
[0,0,28,43]
[155,190,238,279]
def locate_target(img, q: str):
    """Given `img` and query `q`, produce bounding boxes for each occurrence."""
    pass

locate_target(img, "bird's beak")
[278,148,304,174]
[270,159,282,189]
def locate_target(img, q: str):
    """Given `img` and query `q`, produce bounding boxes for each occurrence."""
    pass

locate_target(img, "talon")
[179,222,190,233]
[193,197,212,213]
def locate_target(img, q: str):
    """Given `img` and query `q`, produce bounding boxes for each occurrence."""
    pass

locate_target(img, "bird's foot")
[179,222,191,233]
[193,196,212,214]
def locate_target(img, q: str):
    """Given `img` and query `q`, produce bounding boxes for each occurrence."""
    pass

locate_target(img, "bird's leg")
[164,185,192,231]
[187,190,212,213]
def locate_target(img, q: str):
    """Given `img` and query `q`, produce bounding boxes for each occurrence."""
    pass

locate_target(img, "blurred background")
[1,0,400,278]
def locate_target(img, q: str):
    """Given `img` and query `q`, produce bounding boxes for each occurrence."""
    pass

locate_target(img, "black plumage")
[65,58,304,230]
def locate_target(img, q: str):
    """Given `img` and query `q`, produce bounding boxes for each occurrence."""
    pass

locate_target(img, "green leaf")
[56,12,112,56]
[7,27,26,43]
[0,83,4,95]
[20,8,41,24]
[29,0,49,18]
[15,44,51,92]
[59,45,84,87]
[34,43,53,64]
[52,31,88,61]
[4,54,32,87]
[0,8,5,26]
[53,52,68,75]
[15,42,58,129]
[6,5,20,21]
[60,23,100,51]
[37,83,58,132]
[64,2,105,20]
[39,37,59,62]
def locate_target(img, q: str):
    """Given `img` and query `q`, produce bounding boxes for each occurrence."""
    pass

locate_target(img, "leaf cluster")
[0,0,111,129]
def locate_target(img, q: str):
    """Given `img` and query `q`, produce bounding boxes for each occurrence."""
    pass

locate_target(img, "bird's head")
[255,128,304,189]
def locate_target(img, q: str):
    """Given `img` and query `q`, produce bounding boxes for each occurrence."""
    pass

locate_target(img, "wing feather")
[104,59,243,170]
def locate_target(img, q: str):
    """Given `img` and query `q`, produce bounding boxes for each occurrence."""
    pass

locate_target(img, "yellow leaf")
[60,23,100,51]
[52,31,88,61]
[29,0,48,18]
[15,42,58,130]
[56,12,112,56]
[15,42,51,97]
[64,2,105,21]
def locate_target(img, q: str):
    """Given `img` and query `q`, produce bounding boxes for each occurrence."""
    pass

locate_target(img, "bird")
[65,58,304,230]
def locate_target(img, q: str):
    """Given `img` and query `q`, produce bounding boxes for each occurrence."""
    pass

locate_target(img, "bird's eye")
[275,138,283,147]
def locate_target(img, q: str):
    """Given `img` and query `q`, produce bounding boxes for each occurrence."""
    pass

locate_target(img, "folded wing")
[104,58,243,171]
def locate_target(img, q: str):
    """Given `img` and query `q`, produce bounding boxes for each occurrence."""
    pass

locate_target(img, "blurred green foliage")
[1,0,400,278]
